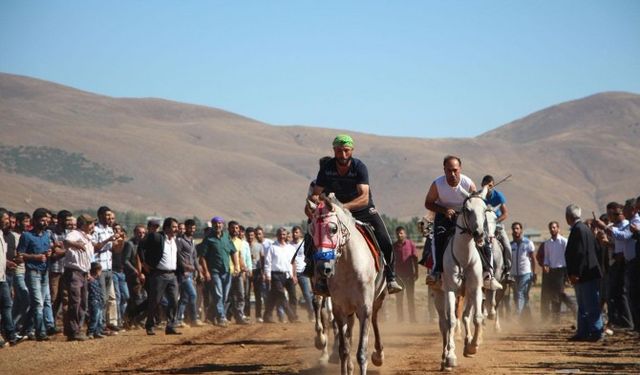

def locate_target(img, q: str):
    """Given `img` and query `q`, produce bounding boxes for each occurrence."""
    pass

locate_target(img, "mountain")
[1,73,639,232]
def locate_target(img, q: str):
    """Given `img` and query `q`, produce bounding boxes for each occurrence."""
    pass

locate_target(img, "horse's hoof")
[444,357,457,369]
[464,344,477,357]
[371,351,384,366]
[315,335,326,350]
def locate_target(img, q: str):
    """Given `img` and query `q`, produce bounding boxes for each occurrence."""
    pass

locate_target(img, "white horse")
[433,186,495,371]
[308,193,386,375]
[483,213,507,332]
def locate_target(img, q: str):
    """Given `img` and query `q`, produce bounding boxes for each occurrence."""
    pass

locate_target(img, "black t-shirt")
[315,157,374,215]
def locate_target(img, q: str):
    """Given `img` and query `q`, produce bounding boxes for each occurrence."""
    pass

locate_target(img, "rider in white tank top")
[434,174,474,211]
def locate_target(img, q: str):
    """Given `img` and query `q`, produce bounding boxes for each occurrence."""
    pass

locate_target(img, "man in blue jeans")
[510,222,536,316]
[17,208,53,341]
[198,216,239,327]
[290,226,313,321]
[177,219,204,327]
[565,204,604,342]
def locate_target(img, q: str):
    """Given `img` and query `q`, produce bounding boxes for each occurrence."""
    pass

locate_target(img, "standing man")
[539,221,575,320]
[251,226,270,322]
[226,221,250,325]
[308,135,402,294]
[564,204,604,341]
[17,208,53,341]
[481,175,512,280]
[142,217,182,336]
[62,214,96,341]
[263,227,298,323]
[91,206,120,332]
[49,210,72,328]
[0,209,19,346]
[593,202,634,330]
[291,226,313,321]
[177,219,204,327]
[510,222,536,316]
[393,226,419,323]
[198,216,239,327]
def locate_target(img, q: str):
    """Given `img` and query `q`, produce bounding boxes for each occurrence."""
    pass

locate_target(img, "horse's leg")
[345,313,355,375]
[494,288,505,333]
[462,290,475,358]
[334,311,350,375]
[313,296,329,365]
[442,290,458,371]
[455,293,464,339]
[371,293,385,367]
[355,305,371,375]
[470,286,484,354]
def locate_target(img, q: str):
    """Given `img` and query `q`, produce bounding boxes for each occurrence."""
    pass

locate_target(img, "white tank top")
[434,174,474,210]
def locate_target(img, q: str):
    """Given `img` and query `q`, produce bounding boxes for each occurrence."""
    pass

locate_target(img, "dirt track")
[1,277,638,374]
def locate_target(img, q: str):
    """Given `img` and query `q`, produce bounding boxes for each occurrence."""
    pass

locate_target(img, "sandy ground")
[1,271,638,374]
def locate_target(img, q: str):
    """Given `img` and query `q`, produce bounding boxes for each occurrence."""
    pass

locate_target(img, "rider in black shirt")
[308,134,403,294]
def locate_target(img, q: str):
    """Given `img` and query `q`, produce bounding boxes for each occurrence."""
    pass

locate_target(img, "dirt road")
[1,280,638,374]
[0,314,637,374]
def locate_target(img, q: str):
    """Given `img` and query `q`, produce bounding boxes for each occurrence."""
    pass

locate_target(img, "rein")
[450,194,492,274]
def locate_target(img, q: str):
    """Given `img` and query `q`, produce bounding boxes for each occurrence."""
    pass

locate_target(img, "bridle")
[311,202,351,276]
[456,194,494,246]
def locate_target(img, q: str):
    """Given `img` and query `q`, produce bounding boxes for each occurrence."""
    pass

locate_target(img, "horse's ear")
[479,185,489,200]
[307,199,317,211]
[460,187,471,198]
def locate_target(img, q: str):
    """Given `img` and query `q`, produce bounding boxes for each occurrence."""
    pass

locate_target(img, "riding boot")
[384,265,403,294]
[303,257,314,278]
[481,242,502,290]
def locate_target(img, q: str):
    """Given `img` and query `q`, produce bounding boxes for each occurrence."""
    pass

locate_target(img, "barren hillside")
[1,73,639,231]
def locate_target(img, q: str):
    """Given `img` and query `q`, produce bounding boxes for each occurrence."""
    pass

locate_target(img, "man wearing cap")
[198,216,239,327]
[308,135,403,294]
[62,214,96,341]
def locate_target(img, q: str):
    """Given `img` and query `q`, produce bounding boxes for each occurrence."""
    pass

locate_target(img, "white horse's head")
[307,193,350,278]
[460,185,492,247]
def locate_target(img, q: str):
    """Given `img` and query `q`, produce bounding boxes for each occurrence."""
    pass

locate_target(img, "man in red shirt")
[393,226,419,323]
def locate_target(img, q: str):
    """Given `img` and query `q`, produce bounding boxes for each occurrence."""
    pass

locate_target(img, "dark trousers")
[353,208,396,280]
[607,260,633,329]
[541,267,575,319]
[396,275,416,322]
[433,213,456,273]
[248,271,266,319]
[625,258,640,332]
[62,269,88,338]
[263,272,297,322]
[145,271,179,330]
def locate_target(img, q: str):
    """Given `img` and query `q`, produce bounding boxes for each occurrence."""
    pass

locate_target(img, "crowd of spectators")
[0,206,311,346]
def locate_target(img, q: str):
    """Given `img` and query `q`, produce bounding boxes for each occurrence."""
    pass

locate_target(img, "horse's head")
[307,193,348,278]
[460,185,492,247]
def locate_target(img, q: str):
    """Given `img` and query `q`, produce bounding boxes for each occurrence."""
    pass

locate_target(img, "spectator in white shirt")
[262,227,298,323]
[539,221,575,320]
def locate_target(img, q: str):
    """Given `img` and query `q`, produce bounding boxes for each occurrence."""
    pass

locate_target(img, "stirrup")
[386,280,403,294]
[483,276,503,291]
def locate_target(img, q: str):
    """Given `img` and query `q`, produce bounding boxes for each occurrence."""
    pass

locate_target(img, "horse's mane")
[324,193,356,227]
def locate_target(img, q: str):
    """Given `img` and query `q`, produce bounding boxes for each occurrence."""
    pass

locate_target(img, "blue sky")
[1,1,639,138]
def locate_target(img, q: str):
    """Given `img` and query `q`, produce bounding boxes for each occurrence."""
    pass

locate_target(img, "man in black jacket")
[564,204,604,342]
[143,218,181,336]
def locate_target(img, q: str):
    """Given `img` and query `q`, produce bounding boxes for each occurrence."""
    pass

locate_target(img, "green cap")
[332,134,354,148]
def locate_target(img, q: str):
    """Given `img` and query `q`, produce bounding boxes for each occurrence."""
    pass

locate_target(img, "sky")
[1,1,639,138]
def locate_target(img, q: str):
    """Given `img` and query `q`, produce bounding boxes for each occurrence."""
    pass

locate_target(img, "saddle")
[354,221,382,273]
